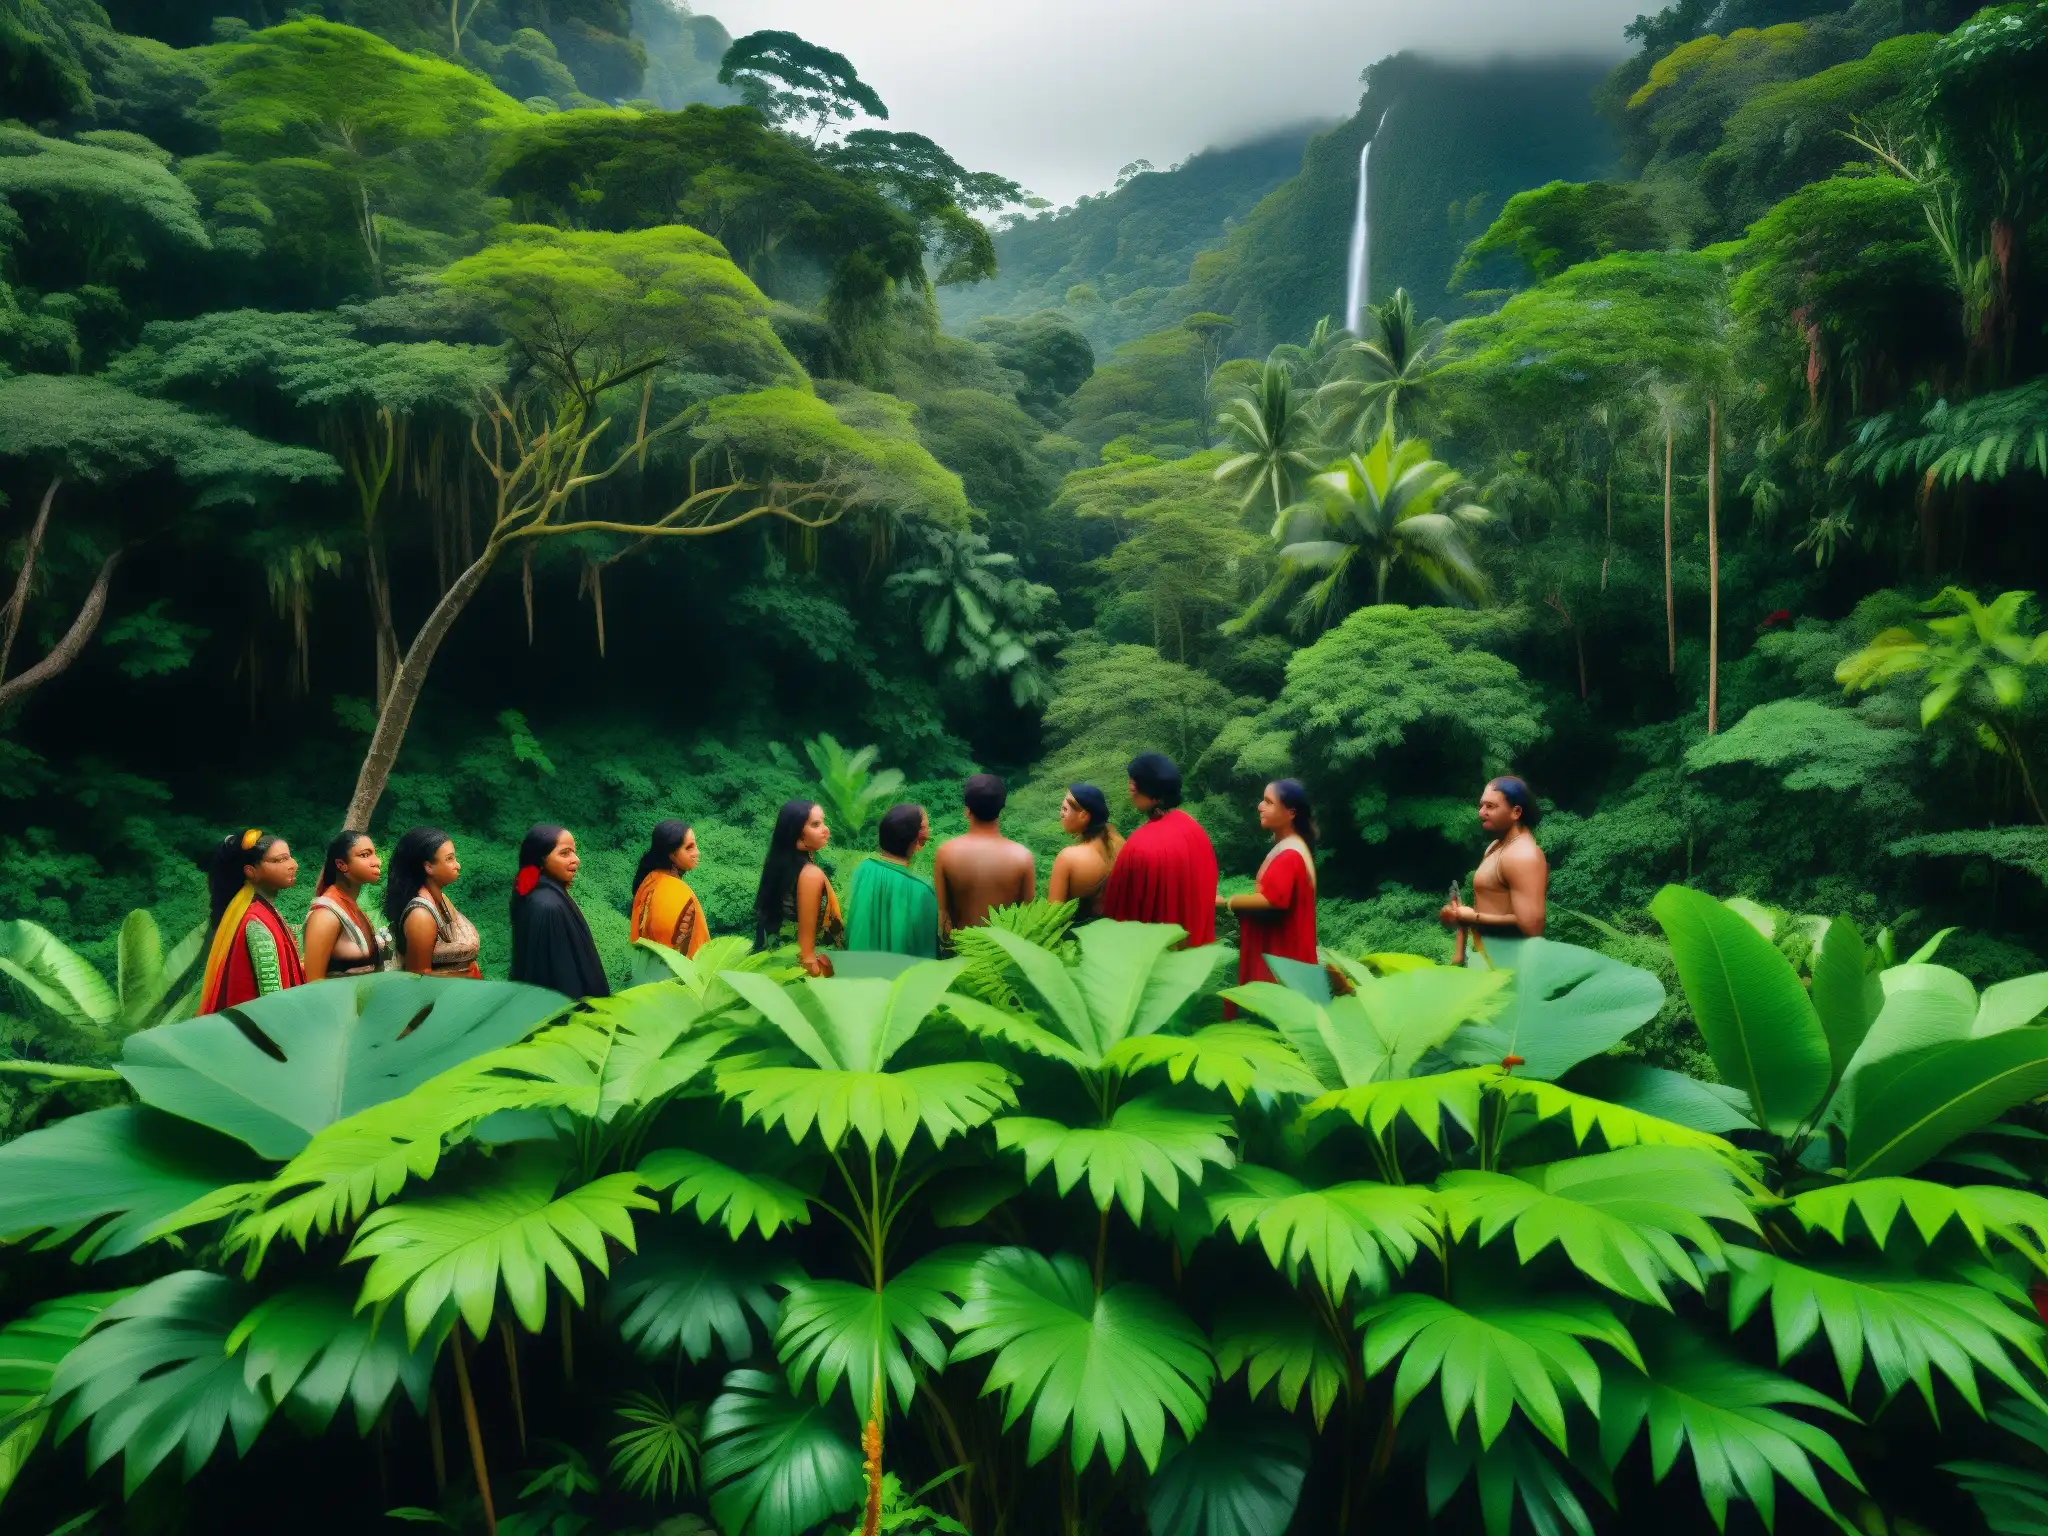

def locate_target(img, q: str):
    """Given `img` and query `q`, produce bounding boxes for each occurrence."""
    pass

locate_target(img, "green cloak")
[845,857,939,958]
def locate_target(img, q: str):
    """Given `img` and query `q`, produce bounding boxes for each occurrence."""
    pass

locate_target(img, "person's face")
[1478,786,1521,836]
[247,840,298,893]
[426,840,461,888]
[1258,784,1293,834]
[799,805,830,853]
[1127,778,1157,814]
[1060,793,1089,836]
[673,829,700,874]
[544,831,580,884]
[339,837,381,889]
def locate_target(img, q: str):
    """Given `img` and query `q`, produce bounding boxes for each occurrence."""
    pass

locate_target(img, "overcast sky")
[711,1,1641,206]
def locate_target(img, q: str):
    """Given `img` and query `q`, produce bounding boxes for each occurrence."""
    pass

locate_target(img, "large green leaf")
[0,919,117,1032]
[776,1250,974,1415]
[1206,1166,1437,1301]
[348,1143,656,1343]
[1358,1290,1639,1452]
[1598,1320,1862,1532]
[1562,1060,1756,1135]
[1843,1029,2048,1180]
[1144,1412,1309,1536]
[220,1063,537,1271]
[0,1105,268,1261]
[1445,938,1665,1080]
[1808,918,1873,1090]
[1227,968,1510,1090]
[1425,1419,1605,1536]
[950,1246,1214,1473]
[718,1059,1016,1157]
[1651,885,1831,1136]
[117,973,567,1157]
[1437,1146,1754,1307]
[1496,1076,1754,1164]
[1786,1179,2048,1263]
[1103,1023,1324,1102]
[1725,1249,2048,1414]
[1306,1067,1493,1149]
[702,1366,863,1536]
[0,1290,131,1506]
[49,1271,274,1496]
[638,1148,813,1239]
[995,1095,1234,1221]
[1213,1296,1351,1430]
[983,921,1226,1067]
[227,1277,443,1435]
[609,1233,796,1364]
[468,985,736,1124]
[721,959,966,1072]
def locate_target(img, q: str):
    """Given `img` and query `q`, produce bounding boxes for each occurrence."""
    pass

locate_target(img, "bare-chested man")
[1440,775,1548,963]
[932,772,1036,944]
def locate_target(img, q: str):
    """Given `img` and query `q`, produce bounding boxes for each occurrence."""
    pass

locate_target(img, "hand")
[801,951,832,978]
[1216,894,1232,913]
[1439,902,1459,927]
[1440,903,1477,927]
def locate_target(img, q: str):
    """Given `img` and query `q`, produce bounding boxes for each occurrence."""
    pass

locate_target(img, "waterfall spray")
[1343,110,1389,338]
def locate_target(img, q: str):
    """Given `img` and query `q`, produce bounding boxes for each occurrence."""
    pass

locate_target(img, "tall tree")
[716,29,886,146]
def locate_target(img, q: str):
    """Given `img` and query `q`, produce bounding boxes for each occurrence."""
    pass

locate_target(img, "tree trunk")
[343,545,497,829]
[1706,398,1720,736]
[0,549,120,717]
[1663,426,1675,675]
[1600,453,1612,592]
[0,477,60,685]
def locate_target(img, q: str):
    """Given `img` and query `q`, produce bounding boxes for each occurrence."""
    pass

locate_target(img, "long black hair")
[384,826,453,927]
[1271,779,1318,851]
[633,820,692,897]
[1488,775,1544,830]
[1068,783,1112,844]
[206,829,283,933]
[316,829,373,897]
[753,799,818,950]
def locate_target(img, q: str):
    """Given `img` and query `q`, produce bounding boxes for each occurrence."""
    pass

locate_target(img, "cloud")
[707,0,1638,205]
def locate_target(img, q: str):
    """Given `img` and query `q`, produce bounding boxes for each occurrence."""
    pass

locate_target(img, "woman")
[752,799,842,977]
[1221,780,1318,994]
[1047,783,1122,923]
[385,826,481,978]
[304,830,387,981]
[510,824,610,998]
[200,828,305,1013]
[628,820,707,959]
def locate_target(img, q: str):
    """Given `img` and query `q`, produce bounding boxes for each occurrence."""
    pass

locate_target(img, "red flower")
[1760,609,1792,630]
[1501,1054,1526,1070]
[514,866,540,896]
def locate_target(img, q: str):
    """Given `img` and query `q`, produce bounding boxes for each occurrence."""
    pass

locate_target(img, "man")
[1440,775,1548,963]
[932,772,1036,943]
[845,803,939,958]
[1100,751,1218,944]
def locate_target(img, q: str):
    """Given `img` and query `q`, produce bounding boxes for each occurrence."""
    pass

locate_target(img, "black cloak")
[510,876,610,998]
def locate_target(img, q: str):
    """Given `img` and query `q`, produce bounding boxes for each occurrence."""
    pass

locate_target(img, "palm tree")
[1320,288,1445,444]
[1212,358,1325,522]
[1233,422,1494,634]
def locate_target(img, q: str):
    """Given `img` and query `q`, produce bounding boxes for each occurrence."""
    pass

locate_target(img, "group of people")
[196,751,1550,1014]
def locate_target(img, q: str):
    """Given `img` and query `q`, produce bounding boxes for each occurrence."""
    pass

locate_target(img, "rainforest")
[4,0,2048,1530]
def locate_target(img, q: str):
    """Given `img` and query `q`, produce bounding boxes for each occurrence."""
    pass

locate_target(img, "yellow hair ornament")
[241,827,263,850]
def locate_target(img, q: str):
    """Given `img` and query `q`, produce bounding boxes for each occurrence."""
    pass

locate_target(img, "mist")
[710,0,1639,205]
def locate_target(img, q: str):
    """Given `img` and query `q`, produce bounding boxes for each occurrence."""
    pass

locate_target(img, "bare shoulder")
[304,904,338,934]
[1501,836,1548,872]
[1005,837,1036,870]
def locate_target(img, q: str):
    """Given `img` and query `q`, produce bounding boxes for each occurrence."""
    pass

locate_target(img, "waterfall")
[1343,111,1388,338]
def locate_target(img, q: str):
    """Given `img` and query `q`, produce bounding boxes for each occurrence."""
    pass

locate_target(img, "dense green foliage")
[7,0,2048,1528]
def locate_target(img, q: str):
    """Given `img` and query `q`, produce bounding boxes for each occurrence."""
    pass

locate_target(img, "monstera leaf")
[1144,1411,1310,1536]
[116,974,567,1157]
[702,1367,864,1536]
[949,1246,1214,1474]
[0,1106,269,1261]
[48,1271,273,1496]
[1444,938,1665,1080]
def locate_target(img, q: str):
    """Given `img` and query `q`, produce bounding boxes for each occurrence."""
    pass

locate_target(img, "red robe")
[1101,808,1218,945]
[202,897,305,1013]
[1235,845,1318,989]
